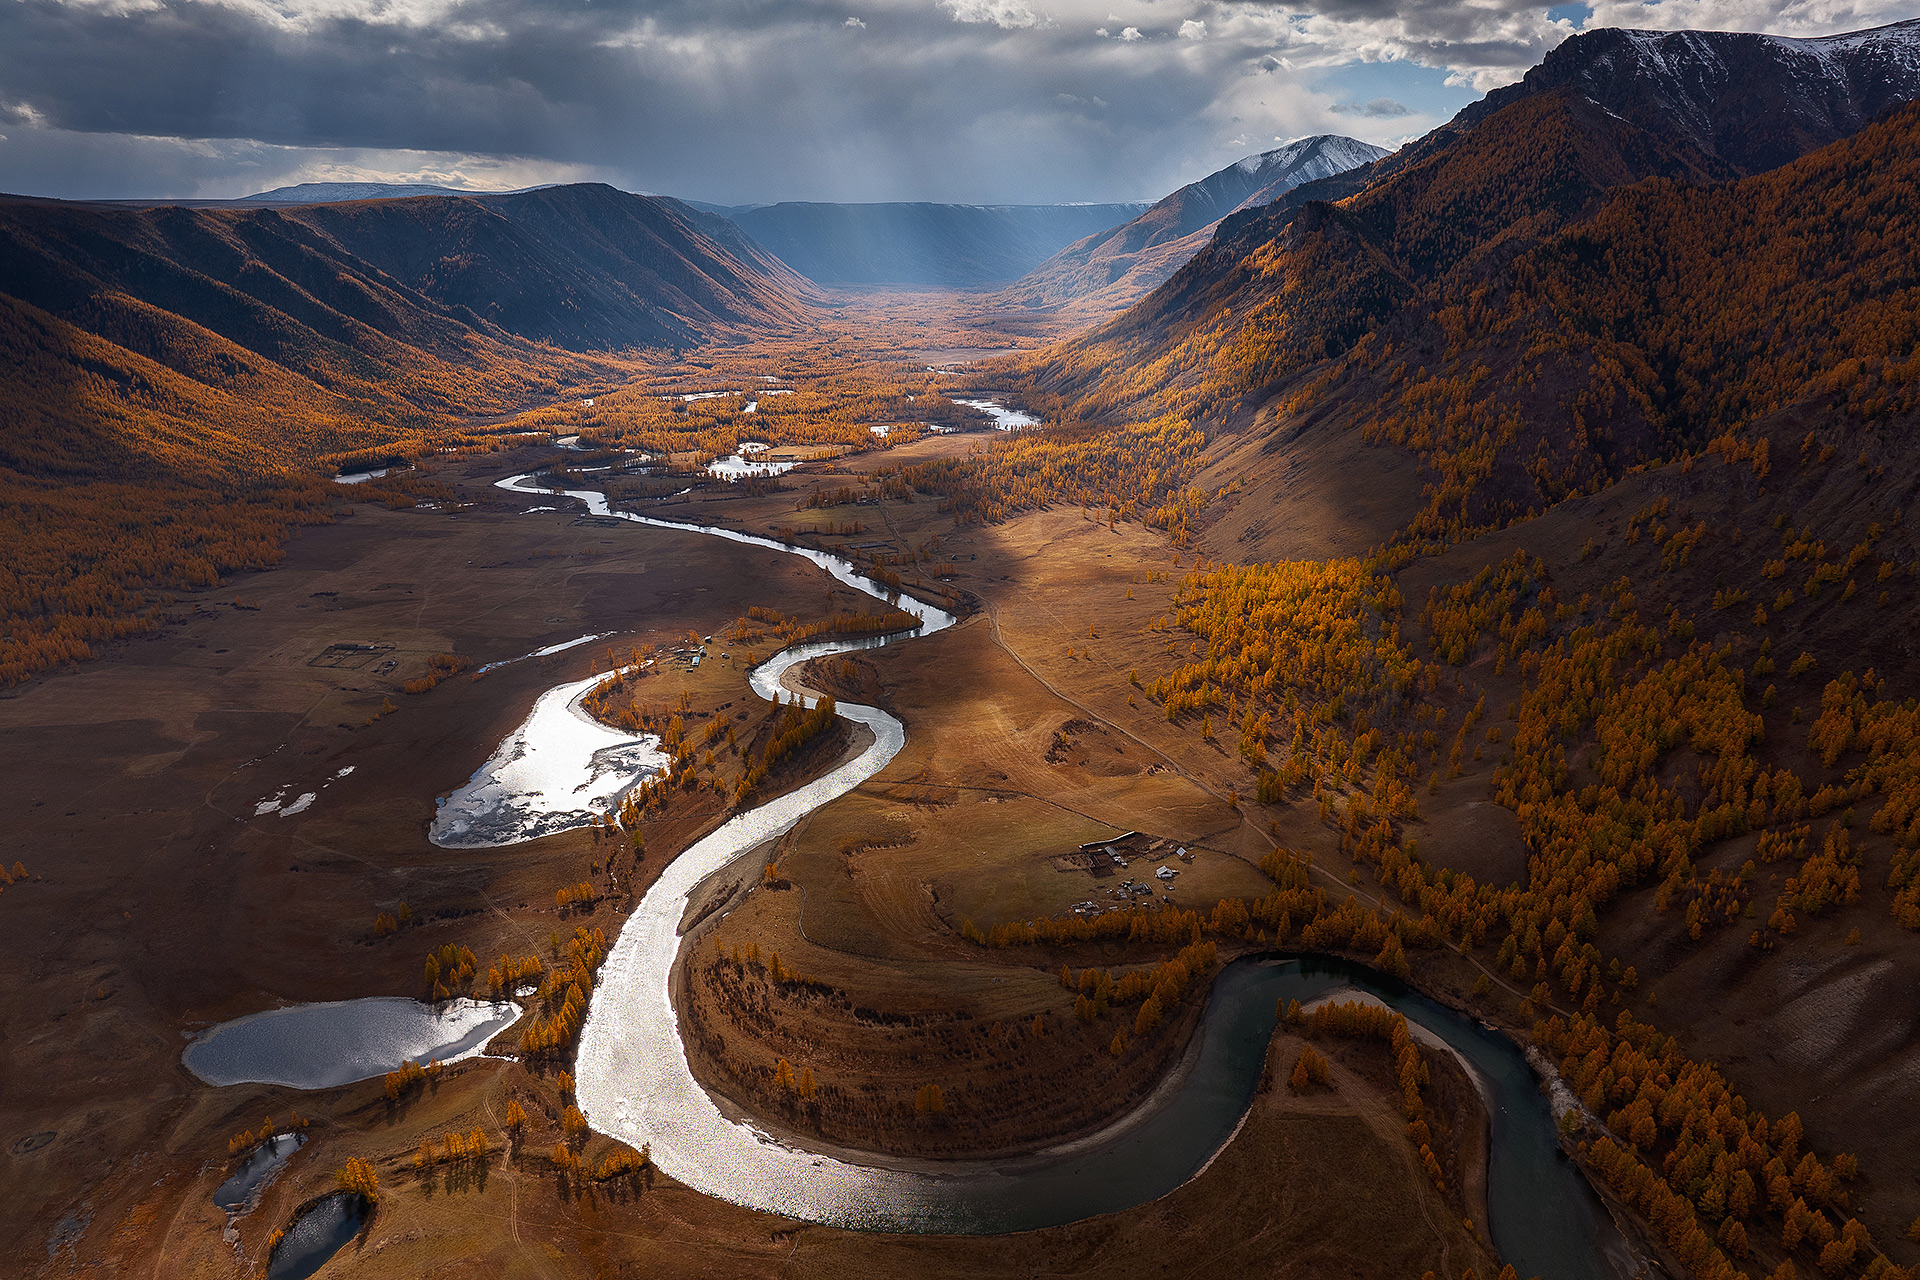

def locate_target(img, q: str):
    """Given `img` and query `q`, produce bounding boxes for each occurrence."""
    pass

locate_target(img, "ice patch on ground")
[430,668,667,848]
[955,397,1039,429]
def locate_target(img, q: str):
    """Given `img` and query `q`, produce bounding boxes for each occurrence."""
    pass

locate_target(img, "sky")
[0,0,1915,203]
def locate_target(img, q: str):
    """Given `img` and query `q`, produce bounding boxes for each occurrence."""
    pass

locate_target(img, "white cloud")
[1178,18,1206,40]
[2,100,51,127]
[1119,25,1142,41]
[1584,0,1914,33]
[942,0,1040,29]
[844,15,865,27]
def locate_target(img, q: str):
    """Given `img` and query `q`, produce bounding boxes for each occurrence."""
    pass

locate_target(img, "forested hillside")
[1342,102,1920,539]
[1025,20,1920,443]
[911,25,1920,1273]
[1026,87,1725,428]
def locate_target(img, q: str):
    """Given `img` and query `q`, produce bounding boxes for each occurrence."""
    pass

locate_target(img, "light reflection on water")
[954,397,1038,429]
[430,666,669,848]
[214,1132,305,1212]
[182,997,521,1089]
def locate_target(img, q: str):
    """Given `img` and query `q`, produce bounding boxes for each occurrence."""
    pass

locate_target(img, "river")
[497,471,1631,1277]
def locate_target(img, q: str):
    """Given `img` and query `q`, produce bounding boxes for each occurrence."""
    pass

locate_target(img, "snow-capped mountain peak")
[1497,16,1920,175]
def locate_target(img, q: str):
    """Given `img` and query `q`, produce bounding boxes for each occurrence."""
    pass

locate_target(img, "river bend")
[501,472,1626,1277]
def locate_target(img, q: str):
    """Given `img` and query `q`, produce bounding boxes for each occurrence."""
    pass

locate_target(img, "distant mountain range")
[689,201,1152,287]
[992,135,1390,316]
[240,182,535,204]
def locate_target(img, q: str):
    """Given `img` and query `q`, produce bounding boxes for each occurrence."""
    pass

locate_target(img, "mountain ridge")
[990,135,1390,317]
[1392,16,1920,179]
[1027,18,1920,432]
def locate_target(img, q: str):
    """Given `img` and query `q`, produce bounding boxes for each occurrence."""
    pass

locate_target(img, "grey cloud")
[1331,97,1413,116]
[943,0,1040,27]
[0,0,1315,200]
[6,0,1879,203]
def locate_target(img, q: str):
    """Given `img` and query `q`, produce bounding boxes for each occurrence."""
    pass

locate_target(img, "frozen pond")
[267,1192,368,1280]
[955,398,1038,429]
[430,666,668,847]
[182,997,521,1089]
[707,448,800,480]
[215,1132,305,1212]
[333,467,396,484]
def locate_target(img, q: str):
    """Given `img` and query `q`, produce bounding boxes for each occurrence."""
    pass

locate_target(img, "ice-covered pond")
[706,442,799,480]
[955,397,1038,429]
[182,997,521,1089]
[430,666,669,848]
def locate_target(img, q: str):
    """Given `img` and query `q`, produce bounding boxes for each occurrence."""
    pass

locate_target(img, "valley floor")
[5,286,1918,1280]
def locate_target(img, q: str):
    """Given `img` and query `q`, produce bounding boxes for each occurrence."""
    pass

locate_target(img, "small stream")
[482,469,1628,1275]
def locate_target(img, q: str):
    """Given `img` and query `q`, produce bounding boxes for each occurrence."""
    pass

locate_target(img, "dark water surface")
[852,955,1624,1279]
[266,1192,368,1280]
[214,1133,305,1212]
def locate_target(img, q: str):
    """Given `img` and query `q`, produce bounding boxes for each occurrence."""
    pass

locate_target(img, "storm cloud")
[0,0,1913,201]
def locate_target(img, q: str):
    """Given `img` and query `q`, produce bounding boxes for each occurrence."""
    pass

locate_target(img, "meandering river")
[492,470,1630,1277]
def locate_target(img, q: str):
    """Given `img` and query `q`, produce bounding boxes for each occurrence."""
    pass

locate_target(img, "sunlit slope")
[1173,99,1920,552]
[1029,87,1715,422]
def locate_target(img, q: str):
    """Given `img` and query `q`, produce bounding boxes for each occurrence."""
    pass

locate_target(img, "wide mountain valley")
[5,17,1920,1280]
